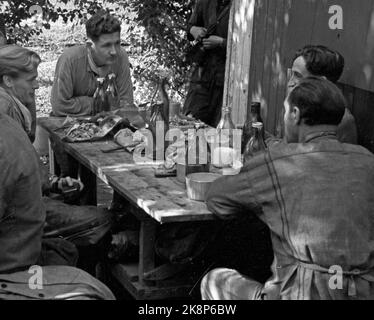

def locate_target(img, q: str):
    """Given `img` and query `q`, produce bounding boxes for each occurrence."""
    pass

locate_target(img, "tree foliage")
[126,0,194,97]
[0,0,195,100]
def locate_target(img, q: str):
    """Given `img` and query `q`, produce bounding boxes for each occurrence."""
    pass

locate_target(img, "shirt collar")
[304,130,338,143]
[86,45,111,77]
[0,87,32,135]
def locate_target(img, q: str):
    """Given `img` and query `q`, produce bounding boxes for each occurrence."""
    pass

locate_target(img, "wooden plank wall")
[223,0,256,125]
[225,0,374,152]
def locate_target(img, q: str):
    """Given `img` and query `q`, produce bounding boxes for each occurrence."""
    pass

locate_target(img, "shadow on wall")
[228,0,374,139]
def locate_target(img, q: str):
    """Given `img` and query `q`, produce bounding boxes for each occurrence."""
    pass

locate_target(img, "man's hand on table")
[115,108,146,129]
[57,176,84,192]
[89,111,113,122]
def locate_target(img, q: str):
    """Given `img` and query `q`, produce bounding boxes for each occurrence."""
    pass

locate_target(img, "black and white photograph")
[0,0,374,309]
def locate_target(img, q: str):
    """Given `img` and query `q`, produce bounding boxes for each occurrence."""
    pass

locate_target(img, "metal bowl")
[186,172,221,202]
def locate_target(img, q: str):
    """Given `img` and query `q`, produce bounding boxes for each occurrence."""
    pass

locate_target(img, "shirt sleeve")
[0,141,17,221]
[206,169,262,220]
[116,49,135,111]
[51,54,94,117]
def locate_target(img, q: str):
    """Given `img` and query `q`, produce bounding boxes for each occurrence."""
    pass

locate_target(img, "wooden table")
[38,117,218,299]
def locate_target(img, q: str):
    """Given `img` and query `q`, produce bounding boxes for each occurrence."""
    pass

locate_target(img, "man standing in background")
[183,0,232,127]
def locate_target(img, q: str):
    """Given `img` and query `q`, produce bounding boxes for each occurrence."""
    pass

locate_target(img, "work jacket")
[0,114,45,273]
[207,132,374,299]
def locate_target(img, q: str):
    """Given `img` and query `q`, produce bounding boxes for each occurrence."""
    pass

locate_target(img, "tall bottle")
[92,77,105,115]
[217,106,235,148]
[148,103,166,160]
[243,122,267,165]
[242,102,263,152]
[149,104,165,134]
[105,73,119,111]
[159,78,169,125]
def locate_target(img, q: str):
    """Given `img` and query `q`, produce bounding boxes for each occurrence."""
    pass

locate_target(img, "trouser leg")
[200,268,264,300]
[49,134,78,177]
[43,197,112,247]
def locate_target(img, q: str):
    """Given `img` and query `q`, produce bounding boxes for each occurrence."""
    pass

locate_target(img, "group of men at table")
[0,7,373,300]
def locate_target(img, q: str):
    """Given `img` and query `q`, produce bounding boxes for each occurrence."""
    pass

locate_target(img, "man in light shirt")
[51,10,134,116]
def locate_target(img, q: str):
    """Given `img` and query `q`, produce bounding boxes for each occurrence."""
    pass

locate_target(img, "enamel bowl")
[186,172,221,201]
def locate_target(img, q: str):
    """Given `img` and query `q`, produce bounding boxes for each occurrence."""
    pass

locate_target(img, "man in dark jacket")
[183,0,232,127]
[0,113,115,299]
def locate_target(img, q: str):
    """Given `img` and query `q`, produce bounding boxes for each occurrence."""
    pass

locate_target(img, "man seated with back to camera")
[201,77,374,300]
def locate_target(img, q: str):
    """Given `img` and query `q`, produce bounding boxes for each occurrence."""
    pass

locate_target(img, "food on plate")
[169,115,207,129]
[64,122,101,141]
[61,114,123,142]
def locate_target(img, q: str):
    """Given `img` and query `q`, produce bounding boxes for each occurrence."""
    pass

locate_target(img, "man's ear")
[2,75,13,89]
[292,106,301,124]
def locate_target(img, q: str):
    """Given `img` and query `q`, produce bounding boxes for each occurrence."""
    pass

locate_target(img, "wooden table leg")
[79,164,97,206]
[139,219,157,286]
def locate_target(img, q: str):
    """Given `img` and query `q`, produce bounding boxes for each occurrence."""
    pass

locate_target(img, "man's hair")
[288,76,346,126]
[86,10,121,41]
[293,45,345,83]
[0,45,41,83]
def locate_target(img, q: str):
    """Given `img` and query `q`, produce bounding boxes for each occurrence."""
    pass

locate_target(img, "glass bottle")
[243,122,267,165]
[149,104,165,133]
[217,106,235,148]
[105,73,119,111]
[149,103,167,160]
[242,102,263,152]
[92,77,105,115]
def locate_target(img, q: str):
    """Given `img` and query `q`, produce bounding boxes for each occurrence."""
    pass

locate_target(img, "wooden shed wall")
[224,0,374,152]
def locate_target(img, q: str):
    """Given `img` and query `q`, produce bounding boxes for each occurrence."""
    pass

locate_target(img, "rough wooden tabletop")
[38,117,216,224]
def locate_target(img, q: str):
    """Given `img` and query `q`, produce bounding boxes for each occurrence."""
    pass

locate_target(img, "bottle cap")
[108,73,116,80]
[252,122,263,129]
[97,77,105,84]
